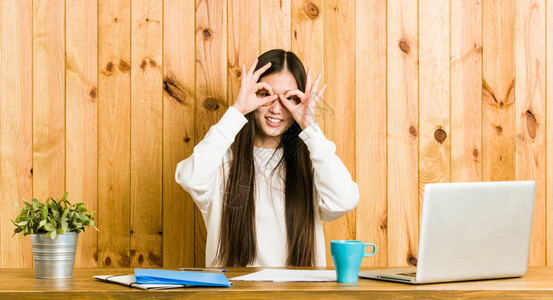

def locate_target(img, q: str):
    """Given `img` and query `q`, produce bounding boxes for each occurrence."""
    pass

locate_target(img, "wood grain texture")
[162,0,196,268]
[195,0,227,267]
[0,0,33,268]
[387,0,419,267]
[355,0,387,267]
[32,0,65,200]
[130,0,163,268]
[3,0,553,269]
[419,0,451,213]
[514,0,546,266]
[260,0,291,52]
[322,0,356,266]
[228,0,259,106]
[65,0,98,268]
[482,0,515,182]
[291,0,324,127]
[547,0,553,266]
[451,0,482,183]
[97,0,131,268]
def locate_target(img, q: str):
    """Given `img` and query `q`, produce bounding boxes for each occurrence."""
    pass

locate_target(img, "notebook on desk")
[360,181,536,284]
[94,268,232,289]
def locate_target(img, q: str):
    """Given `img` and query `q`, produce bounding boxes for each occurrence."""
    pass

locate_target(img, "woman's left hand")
[279,68,327,130]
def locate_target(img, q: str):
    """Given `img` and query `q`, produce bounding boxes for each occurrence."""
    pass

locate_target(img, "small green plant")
[12,193,98,240]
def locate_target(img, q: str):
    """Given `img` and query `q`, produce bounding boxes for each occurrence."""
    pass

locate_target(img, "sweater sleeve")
[175,106,248,213]
[299,123,360,222]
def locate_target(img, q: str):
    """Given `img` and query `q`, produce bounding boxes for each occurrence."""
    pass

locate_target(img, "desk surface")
[1,267,553,299]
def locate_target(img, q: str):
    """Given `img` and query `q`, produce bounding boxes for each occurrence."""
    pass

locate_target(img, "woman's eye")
[287,96,300,104]
[256,90,270,97]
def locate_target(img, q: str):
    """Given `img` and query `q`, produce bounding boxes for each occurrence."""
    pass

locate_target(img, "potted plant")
[12,193,98,279]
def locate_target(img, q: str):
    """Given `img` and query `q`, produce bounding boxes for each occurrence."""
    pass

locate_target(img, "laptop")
[359,181,536,284]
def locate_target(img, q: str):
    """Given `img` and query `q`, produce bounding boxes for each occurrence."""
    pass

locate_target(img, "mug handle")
[364,243,376,257]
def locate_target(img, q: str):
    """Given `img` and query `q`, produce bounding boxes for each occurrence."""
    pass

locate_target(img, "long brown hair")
[217,49,315,267]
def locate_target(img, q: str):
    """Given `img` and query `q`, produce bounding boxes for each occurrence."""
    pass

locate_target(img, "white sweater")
[175,106,359,267]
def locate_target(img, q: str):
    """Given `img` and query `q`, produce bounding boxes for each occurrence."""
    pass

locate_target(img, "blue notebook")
[134,269,232,287]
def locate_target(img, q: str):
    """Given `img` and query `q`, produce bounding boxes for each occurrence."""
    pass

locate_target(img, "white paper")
[94,275,186,290]
[230,269,337,282]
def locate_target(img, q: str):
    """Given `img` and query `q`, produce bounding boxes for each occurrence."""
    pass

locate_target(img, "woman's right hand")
[232,58,278,115]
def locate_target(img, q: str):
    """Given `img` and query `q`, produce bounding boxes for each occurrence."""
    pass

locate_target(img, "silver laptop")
[359,181,536,284]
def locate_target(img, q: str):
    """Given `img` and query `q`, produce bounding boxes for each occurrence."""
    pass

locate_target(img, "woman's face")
[253,70,298,148]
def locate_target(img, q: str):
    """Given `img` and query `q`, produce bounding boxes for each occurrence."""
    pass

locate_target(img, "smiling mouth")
[265,116,283,126]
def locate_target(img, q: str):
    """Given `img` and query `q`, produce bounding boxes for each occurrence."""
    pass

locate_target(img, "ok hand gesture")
[279,68,327,130]
[232,58,278,115]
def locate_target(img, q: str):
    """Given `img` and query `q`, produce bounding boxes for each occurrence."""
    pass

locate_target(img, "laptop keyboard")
[398,272,417,277]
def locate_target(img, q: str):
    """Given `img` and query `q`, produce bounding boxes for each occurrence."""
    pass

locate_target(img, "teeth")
[266,117,282,123]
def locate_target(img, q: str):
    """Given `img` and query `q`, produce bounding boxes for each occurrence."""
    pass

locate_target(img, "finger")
[278,94,296,112]
[247,58,259,78]
[260,94,278,107]
[252,62,272,81]
[283,89,305,100]
[312,84,327,103]
[305,67,312,93]
[241,64,247,83]
[255,82,274,95]
[310,73,322,97]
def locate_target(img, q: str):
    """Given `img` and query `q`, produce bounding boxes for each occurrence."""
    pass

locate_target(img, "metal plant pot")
[30,232,78,279]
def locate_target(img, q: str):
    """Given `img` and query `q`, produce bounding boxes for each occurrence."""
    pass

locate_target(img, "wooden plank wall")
[1,0,553,268]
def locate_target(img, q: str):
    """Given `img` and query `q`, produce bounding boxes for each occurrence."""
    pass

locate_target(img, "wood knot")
[163,76,190,104]
[236,70,242,77]
[140,60,148,70]
[305,2,320,19]
[104,256,112,266]
[138,254,144,264]
[30,168,33,175]
[121,254,130,266]
[380,217,387,231]
[130,230,134,234]
[203,28,212,40]
[408,256,418,266]
[145,18,149,22]
[399,40,410,54]
[474,43,483,53]
[495,125,503,134]
[149,60,157,67]
[184,137,191,143]
[409,126,417,137]
[333,5,338,12]
[526,110,537,139]
[118,59,130,72]
[434,128,447,144]
[149,252,163,267]
[113,17,118,23]
[473,148,479,158]
[203,98,220,111]
[89,88,97,99]
[105,61,114,73]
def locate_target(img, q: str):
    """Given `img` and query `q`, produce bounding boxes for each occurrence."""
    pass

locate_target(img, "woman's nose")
[269,96,284,113]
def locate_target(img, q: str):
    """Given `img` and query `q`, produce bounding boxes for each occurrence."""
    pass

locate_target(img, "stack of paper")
[94,268,232,290]
[231,269,337,282]
[94,275,185,290]
[135,269,231,287]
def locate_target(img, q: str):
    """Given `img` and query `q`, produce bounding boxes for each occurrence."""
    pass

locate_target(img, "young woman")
[175,49,359,267]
